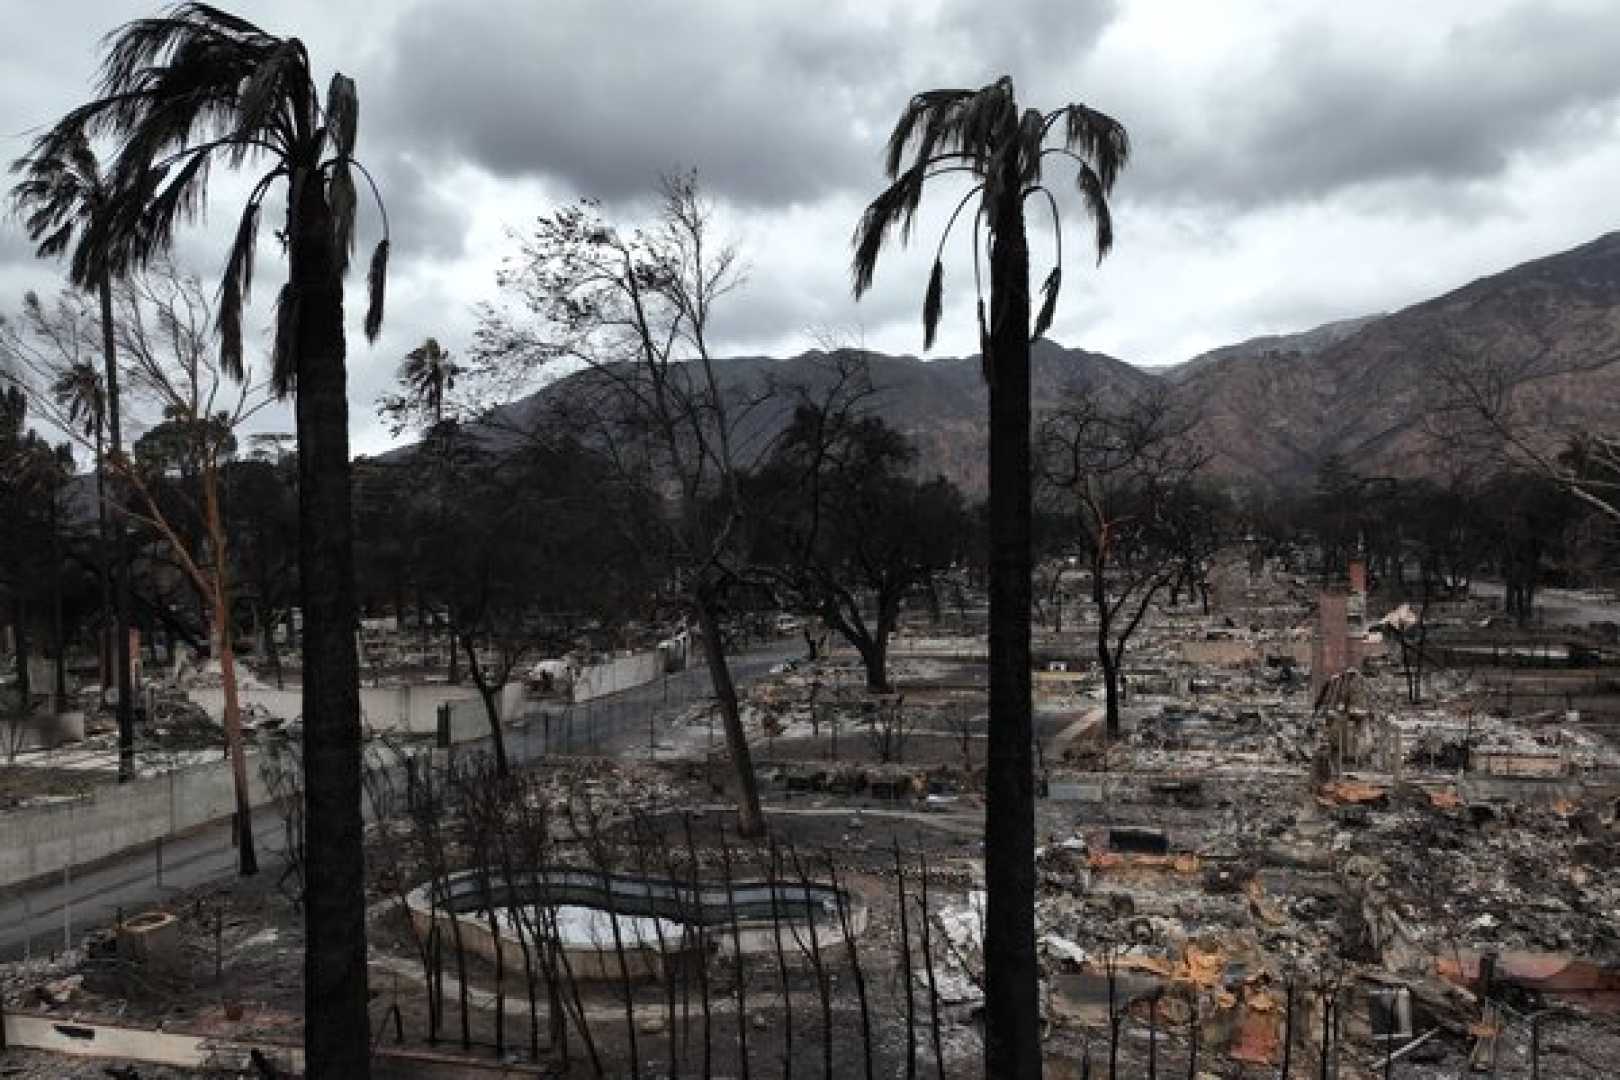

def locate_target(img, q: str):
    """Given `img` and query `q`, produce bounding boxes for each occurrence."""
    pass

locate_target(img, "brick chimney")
[1311,590,1349,701]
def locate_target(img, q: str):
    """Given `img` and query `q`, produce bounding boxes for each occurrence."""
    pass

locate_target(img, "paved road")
[0,640,802,962]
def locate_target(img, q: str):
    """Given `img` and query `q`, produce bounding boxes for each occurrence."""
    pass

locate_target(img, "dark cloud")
[1117,2,1620,210]
[367,151,473,261]
[370,0,1120,209]
[8,0,1620,450]
[372,2,879,207]
[934,0,1121,82]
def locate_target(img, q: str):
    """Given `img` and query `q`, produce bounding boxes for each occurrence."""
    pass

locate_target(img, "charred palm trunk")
[291,168,370,1078]
[14,590,30,715]
[982,169,1041,1079]
[99,273,135,782]
[50,487,66,708]
[94,426,111,694]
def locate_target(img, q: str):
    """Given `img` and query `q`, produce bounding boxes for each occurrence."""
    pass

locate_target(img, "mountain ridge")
[383,231,1620,494]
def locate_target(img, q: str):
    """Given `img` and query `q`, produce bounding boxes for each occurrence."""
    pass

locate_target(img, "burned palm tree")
[50,361,116,697]
[18,4,391,1073]
[851,76,1128,1078]
[382,336,461,435]
[10,133,137,782]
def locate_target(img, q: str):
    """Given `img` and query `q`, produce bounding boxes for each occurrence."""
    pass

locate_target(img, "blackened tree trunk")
[291,171,371,1078]
[99,273,135,782]
[1094,561,1122,737]
[694,586,763,836]
[446,608,460,685]
[822,584,901,693]
[15,591,30,716]
[460,631,509,776]
[1097,625,1124,735]
[859,625,891,693]
[982,171,1041,1078]
[863,594,901,693]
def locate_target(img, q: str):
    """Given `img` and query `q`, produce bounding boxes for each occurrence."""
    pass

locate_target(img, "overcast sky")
[4,0,1620,455]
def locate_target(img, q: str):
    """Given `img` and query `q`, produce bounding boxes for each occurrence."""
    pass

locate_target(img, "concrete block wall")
[573,650,663,703]
[445,696,491,742]
[186,684,487,735]
[2,683,528,889]
[403,684,480,733]
[361,687,409,730]
[0,753,273,888]
[184,686,303,724]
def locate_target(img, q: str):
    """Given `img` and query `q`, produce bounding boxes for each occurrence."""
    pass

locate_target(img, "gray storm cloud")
[4,0,1620,455]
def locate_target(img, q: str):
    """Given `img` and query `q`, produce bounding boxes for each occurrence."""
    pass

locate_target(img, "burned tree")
[381,420,640,773]
[9,125,138,783]
[2,268,272,874]
[25,8,396,1069]
[749,402,968,692]
[1039,386,1207,737]
[1424,315,1620,527]
[114,267,272,875]
[476,174,768,833]
[851,76,1129,1080]
[1160,479,1229,615]
[0,392,75,745]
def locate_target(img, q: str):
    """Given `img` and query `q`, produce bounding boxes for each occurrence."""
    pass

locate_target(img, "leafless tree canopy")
[1038,385,1209,733]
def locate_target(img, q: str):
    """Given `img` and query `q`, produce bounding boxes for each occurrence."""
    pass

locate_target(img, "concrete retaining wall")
[1,644,740,895]
[574,651,663,703]
[186,683,489,735]
[403,685,481,734]
[444,695,493,742]
[185,686,300,724]
[4,687,526,889]
[0,753,273,889]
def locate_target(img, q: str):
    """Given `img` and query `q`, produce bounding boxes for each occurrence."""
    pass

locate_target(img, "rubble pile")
[732,551,1620,1074]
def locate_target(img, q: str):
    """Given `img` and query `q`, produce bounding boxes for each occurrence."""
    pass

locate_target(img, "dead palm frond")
[379,337,461,435]
[52,361,107,441]
[400,338,460,420]
[8,2,390,393]
[851,76,1128,362]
